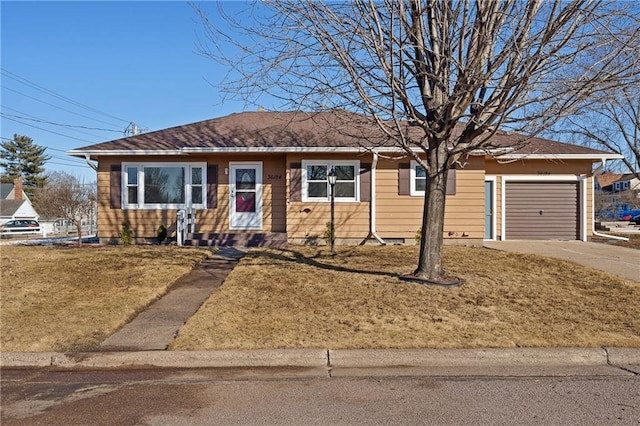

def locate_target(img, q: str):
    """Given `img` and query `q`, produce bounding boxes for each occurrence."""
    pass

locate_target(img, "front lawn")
[171,245,640,350]
[0,245,212,352]
[2,244,638,352]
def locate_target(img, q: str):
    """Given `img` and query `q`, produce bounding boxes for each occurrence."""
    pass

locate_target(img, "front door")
[229,163,262,230]
[484,180,494,240]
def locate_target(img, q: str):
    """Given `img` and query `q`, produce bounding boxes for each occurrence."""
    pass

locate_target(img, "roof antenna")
[124,122,147,136]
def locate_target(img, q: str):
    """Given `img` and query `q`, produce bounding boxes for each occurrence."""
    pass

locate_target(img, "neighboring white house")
[595,172,640,195]
[0,177,40,225]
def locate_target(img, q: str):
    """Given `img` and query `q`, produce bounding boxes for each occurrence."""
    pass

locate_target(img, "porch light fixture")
[328,168,337,255]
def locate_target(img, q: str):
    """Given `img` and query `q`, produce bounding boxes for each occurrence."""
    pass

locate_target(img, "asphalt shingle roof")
[70,111,616,157]
[0,199,24,217]
[1,183,14,199]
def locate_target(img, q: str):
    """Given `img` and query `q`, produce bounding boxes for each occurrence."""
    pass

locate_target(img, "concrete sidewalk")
[98,247,246,351]
[484,241,639,282]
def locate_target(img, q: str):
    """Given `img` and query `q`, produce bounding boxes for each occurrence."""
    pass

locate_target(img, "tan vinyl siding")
[285,153,371,240]
[95,152,597,243]
[286,203,370,240]
[95,154,286,240]
[485,159,594,175]
[376,156,485,240]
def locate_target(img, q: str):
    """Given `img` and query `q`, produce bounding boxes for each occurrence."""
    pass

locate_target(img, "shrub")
[324,221,334,245]
[120,220,133,245]
[157,224,167,244]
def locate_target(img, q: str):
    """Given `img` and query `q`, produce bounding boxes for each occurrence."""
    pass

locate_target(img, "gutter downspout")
[84,154,98,172]
[361,151,386,245]
[591,158,629,242]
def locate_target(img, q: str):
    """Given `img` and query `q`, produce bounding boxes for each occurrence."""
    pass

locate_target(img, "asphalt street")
[2,367,639,425]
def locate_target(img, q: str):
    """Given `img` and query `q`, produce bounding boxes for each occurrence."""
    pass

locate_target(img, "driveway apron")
[99,247,245,351]
[484,241,639,282]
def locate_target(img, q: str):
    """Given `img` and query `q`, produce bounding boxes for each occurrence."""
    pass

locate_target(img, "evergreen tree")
[0,134,51,196]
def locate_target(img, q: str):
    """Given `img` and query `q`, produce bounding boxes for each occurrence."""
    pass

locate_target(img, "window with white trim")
[301,160,359,202]
[410,160,427,196]
[122,162,206,209]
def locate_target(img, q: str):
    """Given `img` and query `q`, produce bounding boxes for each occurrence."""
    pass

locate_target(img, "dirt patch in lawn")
[0,245,212,352]
[171,245,640,350]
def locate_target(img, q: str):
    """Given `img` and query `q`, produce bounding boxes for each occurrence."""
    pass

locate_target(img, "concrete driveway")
[484,241,639,282]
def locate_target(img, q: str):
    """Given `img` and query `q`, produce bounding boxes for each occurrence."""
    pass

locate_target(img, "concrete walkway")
[484,240,639,282]
[98,247,245,351]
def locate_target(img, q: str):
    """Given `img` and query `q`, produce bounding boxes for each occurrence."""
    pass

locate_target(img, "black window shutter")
[446,169,456,195]
[360,163,371,202]
[207,164,218,208]
[398,163,410,195]
[110,164,121,209]
[290,163,302,202]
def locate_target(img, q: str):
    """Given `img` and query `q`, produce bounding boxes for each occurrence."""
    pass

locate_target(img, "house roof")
[0,199,25,217]
[616,173,639,182]
[596,172,625,188]
[1,183,14,199]
[68,110,620,160]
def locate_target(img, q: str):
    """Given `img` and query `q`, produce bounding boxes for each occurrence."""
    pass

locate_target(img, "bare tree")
[195,0,640,284]
[563,86,640,179]
[555,22,640,179]
[33,171,96,247]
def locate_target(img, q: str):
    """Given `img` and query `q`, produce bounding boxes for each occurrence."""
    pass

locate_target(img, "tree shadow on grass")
[244,247,402,279]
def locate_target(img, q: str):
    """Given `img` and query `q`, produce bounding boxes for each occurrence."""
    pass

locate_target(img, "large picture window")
[301,160,359,202]
[122,162,206,209]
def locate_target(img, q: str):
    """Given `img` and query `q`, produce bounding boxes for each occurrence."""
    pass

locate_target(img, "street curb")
[329,348,609,368]
[1,349,328,369]
[606,347,640,366]
[2,347,639,370]
[0,352,59,368]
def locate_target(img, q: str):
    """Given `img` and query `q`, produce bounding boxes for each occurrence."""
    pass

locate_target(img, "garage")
[504,181,580,240]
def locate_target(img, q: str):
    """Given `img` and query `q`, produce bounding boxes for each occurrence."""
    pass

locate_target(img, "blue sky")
[1,1,253,182]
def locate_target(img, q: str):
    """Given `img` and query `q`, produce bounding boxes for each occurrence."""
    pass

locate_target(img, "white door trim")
[484,176,497,241]
[229,162,263,230]
[501,175,587,241]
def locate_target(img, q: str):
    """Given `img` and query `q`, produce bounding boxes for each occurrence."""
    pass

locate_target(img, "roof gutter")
[591,157,629,242]
[68,146,626,162]
[495,153,625,160]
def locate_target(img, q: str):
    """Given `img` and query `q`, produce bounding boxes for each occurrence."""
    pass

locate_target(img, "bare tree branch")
[32,171,96,247]
[194,0,640,283]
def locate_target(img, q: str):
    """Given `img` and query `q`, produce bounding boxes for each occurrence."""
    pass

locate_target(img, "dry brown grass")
[1,245,212,352]
[171,245,640,350]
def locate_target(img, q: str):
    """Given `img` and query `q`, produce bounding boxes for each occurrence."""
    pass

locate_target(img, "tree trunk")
[76,221,83,247]
[414,164,449,282]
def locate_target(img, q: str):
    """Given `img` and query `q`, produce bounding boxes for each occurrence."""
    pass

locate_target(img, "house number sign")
[267,174,283,180]
[537,171,551,175]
